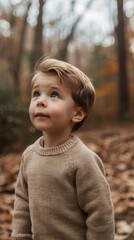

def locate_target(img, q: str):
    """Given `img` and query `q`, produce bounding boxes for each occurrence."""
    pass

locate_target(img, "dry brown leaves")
[0,154,20,239]
[0,124,134,240]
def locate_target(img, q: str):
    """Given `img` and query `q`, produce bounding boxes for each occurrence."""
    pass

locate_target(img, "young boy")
[12,58,115,240]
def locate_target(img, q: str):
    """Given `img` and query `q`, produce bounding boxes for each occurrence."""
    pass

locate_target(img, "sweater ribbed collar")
[34,135,79,156]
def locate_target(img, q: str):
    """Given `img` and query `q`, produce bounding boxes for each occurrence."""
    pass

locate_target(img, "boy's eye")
[32,90,40,97]
[50,91,60,99]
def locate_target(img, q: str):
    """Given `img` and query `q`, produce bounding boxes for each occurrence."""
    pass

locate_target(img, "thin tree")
[31,0,47,69]
[5,0,32,99]
[115,0,129,119]
[13,1,32,99]
[57,0,94,61]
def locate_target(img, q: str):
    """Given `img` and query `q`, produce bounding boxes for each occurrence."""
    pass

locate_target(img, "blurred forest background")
[0,0,134,151]
[0,0,134,239]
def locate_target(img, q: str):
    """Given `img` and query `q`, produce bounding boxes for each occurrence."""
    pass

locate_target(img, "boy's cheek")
[29,105,33,119]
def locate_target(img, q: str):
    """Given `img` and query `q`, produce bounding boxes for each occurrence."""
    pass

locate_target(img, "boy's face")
[29,72,79,135]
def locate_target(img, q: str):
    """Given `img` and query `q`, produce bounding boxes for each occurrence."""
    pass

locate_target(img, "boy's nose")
[36,98,47,107]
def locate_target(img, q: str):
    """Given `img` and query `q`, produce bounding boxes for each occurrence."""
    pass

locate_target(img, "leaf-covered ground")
[0,124,134,240]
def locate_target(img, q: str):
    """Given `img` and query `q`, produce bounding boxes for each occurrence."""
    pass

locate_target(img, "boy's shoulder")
[21,137,40,161]
[22,142,34,158]
[73,137,105,175]
[22,136,42,157]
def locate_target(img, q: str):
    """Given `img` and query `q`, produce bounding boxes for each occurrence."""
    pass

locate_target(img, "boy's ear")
[72,108,86,123]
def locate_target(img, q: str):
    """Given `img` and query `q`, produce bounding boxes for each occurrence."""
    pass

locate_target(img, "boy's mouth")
[35,112,50,118]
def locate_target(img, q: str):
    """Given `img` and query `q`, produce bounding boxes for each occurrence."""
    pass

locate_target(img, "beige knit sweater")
[12,136,115,240]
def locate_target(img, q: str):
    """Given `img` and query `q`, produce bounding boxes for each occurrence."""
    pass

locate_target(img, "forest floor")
[0,123,134,240]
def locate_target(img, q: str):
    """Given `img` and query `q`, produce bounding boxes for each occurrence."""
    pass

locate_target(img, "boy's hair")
[33,57,96,131]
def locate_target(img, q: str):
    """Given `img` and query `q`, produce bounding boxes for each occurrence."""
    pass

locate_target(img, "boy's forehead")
[32,71,55,82]
[31,71,63,88]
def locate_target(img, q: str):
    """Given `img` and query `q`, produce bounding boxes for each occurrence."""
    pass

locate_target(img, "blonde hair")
[33,57,96,131]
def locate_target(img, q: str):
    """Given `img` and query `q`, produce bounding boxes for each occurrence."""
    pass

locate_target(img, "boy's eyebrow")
[32,84,63,92]
[49,85,62,90]
[32,84,39,89]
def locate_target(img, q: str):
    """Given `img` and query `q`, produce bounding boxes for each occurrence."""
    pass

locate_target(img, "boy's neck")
[42,131,73,148]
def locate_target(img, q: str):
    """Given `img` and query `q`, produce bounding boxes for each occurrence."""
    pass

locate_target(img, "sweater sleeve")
[11,154,32,240]
[76,152,115,240]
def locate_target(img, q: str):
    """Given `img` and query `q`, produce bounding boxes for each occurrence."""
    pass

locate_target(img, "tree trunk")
[32,0,46,69]
[14,1,32,99]
[57,0,94,61]
[7,1,31,100]
[115,0,129,119]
